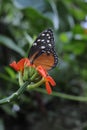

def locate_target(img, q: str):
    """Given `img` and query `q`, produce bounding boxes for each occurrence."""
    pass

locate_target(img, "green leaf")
[4,67,16,79]
[0,73,17,84]
[13,0,45,11]
[69,6,86,20]
[0,119,5,130]
[63,41,86,55]
[59,32,72,43]
[0,35,25,56]
[23,8,53,33]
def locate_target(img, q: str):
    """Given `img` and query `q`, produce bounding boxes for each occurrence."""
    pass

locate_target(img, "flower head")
[37,66,56,94]
[10,58,31,72]
[10,59,56,94]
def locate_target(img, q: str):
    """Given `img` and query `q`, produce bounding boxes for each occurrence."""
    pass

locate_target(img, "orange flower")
[37,66,56,94]
[10,59,56,94]
[10,58,31,72]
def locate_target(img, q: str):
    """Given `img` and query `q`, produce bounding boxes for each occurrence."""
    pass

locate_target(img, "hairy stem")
[0,81,30,105]
[0,78,44,105]
[34,88,87,102]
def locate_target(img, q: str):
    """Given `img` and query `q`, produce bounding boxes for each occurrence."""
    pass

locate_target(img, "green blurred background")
[1,0,87,130]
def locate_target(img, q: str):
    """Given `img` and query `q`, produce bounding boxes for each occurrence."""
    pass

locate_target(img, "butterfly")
[28,29,58,71]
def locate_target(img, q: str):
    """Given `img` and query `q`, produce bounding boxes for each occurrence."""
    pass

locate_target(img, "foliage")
[0,0,87,129]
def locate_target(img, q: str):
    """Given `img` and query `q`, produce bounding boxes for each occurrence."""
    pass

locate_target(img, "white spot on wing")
[41,39,45,42]
[48,44,52,47]
[41,46,45,49]
[33,42,37,46]
[37,39,41,42]
[42,33,45,36]
[47,51,50,54]
[46,33,50,36]
[47,40,50,43]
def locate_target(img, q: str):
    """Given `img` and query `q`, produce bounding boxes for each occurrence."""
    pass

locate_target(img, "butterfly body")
[28,29,58,70]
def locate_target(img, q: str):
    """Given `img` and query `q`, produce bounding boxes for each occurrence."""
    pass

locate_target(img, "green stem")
[0,81,30,105]
[34,88,87,102]
[0,78,44,105]
[19,72,24,86]
[27,78,44,90]
[30,72,39,81]
[1,77,87,104]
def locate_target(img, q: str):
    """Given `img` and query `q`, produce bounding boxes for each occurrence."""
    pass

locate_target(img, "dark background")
[0,0,87,130]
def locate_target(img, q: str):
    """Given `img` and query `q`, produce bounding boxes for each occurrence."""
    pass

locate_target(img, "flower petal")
[46,76,56,86]
[37,65,47,77]
[45,82,52,94]
[10,61,19,71]
[24,58,31,67]
[10,58,31,72]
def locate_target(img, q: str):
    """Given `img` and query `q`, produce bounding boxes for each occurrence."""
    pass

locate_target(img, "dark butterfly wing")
[28,28,58,70]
